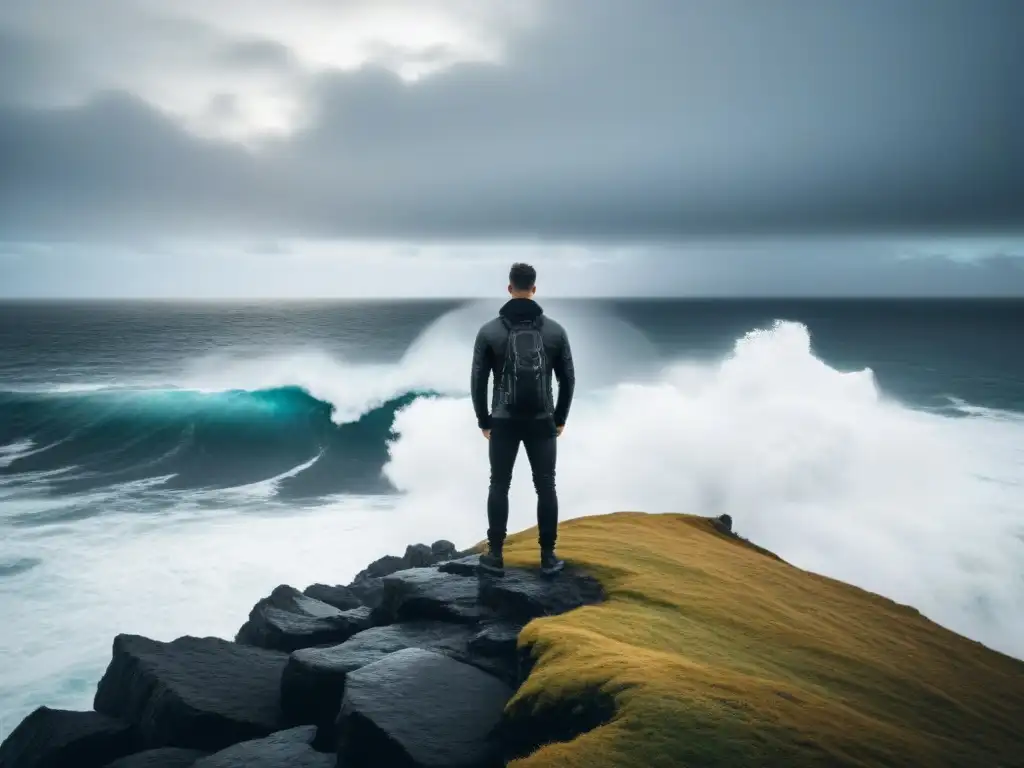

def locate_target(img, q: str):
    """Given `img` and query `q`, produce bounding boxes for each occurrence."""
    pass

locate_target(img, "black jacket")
[471,298,575,429]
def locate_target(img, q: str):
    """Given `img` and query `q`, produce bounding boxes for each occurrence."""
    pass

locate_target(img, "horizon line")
[3,295,1024,303]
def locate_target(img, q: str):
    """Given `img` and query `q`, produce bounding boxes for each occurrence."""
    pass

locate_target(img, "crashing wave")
[0,387,433,496]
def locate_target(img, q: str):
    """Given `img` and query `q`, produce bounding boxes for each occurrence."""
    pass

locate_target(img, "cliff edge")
[2,511,1023,768]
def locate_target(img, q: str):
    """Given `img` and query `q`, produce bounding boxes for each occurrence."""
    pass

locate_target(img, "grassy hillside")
[496,512,1024,768]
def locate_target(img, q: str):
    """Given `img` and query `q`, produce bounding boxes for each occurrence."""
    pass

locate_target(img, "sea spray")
[1,303,1022,743]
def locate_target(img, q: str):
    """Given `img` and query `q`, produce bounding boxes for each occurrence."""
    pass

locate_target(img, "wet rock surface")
[337,648,513,768]
[0,707,139,768]
[93,634,288,752]
[104,748,208,768]
[281,620,521,736]
[437,555,482,577]
[301,584,362,612]
[235,585,374,653]
[377,567,497,625]
[479,565,605,621]
[192,727,332,768]
[345,541,466,609]
[2,538,606,768]
[469,620,525,658]
[431,540,457,559]
[281,622,477,727]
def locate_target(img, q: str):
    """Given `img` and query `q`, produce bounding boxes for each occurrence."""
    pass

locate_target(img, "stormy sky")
[1,0,1022,297]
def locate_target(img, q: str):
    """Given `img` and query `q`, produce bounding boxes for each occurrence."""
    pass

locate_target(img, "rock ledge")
[1,539,606,768]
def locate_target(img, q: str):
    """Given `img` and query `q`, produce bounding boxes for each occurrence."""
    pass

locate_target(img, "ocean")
[1,297,1023,738]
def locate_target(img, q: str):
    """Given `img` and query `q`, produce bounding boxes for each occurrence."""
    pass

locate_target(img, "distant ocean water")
[1,298,1023,738]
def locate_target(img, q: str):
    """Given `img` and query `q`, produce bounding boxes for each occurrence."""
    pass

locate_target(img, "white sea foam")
[382,316,1024,661]
[1,304,1023,741]
[164,300,660,423]
[217,451,325,500]
[0,439,35,469]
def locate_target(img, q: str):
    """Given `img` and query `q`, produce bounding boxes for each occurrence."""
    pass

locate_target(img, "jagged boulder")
[191,727,331,768]
[346,554,405,610]
[301,584,362,612]
[713,513,733,534]
[104,748,207,768]
[376,567,494,625]
[440,556,606,621]
[355,555,404,581]
[0,707,139,768]
[345,576,385,610]
[437,555,481,577]
[352,543,459,582]
[337,648,513,768]
[403,544,434,568]
[346,542,461,608]
[4,537,607,768]
[430,540,457,559]
[93,634,287,752]
[235,585,374,653]
[281,621,518,733]
[479,566,605,621]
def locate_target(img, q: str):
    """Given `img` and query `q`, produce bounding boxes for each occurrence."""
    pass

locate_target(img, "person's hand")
[555,425,564,437]
[482,429,491,440]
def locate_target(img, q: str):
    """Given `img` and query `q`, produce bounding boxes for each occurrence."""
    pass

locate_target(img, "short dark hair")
[509,262,537,291]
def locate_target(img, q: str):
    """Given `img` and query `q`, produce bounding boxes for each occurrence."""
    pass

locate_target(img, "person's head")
[508,262,537,298]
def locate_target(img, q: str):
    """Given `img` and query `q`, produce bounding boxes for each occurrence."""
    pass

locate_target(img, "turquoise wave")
[0,386,432,496]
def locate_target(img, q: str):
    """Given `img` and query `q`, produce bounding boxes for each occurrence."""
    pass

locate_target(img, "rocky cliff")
[3,511,1023,768]
[0,538,604,768]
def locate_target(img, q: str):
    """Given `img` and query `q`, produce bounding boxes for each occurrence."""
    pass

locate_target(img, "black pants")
[487,418,559,551]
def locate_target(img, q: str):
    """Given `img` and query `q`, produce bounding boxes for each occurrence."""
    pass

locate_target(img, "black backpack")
[499,316,550,416]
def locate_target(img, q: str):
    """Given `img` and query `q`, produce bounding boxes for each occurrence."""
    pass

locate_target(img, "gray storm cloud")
[0,0,1021,243]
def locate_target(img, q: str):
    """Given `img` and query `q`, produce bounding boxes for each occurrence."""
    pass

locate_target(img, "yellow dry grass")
[494,512,1024,768]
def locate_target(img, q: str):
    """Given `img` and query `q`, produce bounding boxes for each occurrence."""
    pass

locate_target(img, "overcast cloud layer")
[1,0,1022,245]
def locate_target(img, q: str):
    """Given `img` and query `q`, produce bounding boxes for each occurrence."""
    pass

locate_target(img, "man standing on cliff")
[470,262,576,576]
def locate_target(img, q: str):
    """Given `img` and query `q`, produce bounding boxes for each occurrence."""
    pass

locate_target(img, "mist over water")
[1,299,1022,738]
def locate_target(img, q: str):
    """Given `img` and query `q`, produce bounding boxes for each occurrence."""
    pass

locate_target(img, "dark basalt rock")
[192,727,331,768]
[479,565,605,621]
[345,577,385,610]
[345,556,404,611]
[430,540,456,559]
[437,555,481,577]
[359,554,405,580]
[281,620,520,739]
[104,748,207,768]
[6,537,609,768]
[235,585,374,653]
[469,621,524,658]
[337,648,513,768]
[376,567,494,625]
[403,544,434,568]
[301,584,362,612]
[0,707,139,768]
[93,634,288,752]
[346,542,462,608]
[281,622,474,729]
